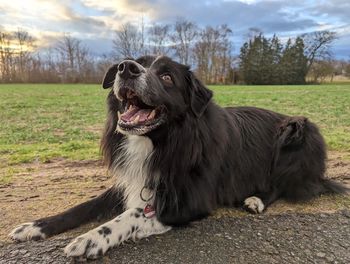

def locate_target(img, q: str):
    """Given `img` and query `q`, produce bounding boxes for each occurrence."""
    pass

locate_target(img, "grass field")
[1,83,350,241]
[1,83,350,171]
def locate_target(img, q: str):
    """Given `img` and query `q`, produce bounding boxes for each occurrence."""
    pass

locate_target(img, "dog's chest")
[113,135,155,209]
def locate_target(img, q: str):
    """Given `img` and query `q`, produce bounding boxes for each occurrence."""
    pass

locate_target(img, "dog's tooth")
[148,110,156,120]
[133,115,140,123]
[117,111,121,119]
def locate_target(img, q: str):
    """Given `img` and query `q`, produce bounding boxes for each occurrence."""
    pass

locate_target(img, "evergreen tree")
[239,34,308,84]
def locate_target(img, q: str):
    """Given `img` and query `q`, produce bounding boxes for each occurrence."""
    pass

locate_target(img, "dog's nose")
[118,60,143,79]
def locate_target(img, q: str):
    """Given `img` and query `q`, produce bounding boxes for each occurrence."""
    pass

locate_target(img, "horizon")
[0,0,349,59]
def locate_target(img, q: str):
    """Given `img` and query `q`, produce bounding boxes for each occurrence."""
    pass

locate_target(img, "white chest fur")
[113,135,154,209]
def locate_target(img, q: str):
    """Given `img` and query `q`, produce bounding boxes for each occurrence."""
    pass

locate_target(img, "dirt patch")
[84,125,104,135]
[0,151,349,243]
[0,159,112,243]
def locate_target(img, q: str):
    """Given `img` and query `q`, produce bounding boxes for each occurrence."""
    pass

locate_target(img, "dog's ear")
[188,71,213,117]
[102,64,118,89]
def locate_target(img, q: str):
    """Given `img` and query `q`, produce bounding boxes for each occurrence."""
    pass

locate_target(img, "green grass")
[0,83,349,167]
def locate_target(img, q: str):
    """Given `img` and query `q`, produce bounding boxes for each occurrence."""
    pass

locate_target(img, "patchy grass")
[213,84,350,152]
[0,83,349,173]
[0,84,105,168]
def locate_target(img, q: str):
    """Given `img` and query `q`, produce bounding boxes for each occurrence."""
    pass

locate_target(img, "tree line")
[239,30,340,84]
[240,34,308,84]
[0,19,348,84]
[0,30,110,83]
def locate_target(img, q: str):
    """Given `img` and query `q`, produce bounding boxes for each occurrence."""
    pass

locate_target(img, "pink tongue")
[136,109,152,122]
[120,107,139,121]
[121,108,152,122]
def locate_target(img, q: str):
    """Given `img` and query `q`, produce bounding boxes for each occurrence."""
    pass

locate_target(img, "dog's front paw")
[244,196,265,214]
[64,230,109,259]
[9,222,46,242]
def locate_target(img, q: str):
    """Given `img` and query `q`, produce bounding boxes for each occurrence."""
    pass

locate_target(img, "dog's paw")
[64,230,109,259]
[9,222,46,242]
[244,196,265,214]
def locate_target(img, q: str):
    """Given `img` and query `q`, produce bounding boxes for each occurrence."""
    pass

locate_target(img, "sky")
[0,0,349,59]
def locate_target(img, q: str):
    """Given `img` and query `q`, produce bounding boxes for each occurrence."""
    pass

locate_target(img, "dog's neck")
[112,135,156,209]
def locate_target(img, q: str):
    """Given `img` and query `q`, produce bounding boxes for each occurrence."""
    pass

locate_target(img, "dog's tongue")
[120,107,153,123]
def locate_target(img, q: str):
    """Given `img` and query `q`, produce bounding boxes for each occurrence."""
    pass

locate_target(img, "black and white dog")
[10,56,347,259]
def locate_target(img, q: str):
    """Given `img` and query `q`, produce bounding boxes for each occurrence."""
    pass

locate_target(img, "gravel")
[1,210,349,264]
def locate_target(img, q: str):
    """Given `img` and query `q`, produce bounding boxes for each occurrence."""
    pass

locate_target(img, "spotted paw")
[64,229,109,259]
[9,222,46,242]
[244,196,265,214]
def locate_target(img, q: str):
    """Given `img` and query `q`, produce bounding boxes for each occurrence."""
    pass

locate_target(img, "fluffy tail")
[321,178,349,195]
[272,116,349,202]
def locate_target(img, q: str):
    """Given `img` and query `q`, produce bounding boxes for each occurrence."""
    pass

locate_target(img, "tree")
[239,34,307,84]
[171,19,198,65]
[239,34,271,84]
[13,29,35,82]
[301,30,337,73]
[345,62,350,78]
[308,60,335,83]
[148,24,171,55]
[0,30,14,82]
[55,34,90,83]
[113,22,147,59]
[269,35,283,84]
[193,25,233,84]
[280,37,307,84]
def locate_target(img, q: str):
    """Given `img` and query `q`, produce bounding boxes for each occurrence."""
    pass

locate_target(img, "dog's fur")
[10,55,347,259]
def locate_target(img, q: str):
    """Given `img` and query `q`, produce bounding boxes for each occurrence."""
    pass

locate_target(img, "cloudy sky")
[0,0,349,58]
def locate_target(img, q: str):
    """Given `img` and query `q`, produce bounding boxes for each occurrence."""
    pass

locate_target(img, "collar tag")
[143,204,156,218]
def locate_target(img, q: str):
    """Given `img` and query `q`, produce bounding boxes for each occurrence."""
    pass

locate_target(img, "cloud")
[309,0,350,24]
[0,0,348,58]
[79,0,321,34]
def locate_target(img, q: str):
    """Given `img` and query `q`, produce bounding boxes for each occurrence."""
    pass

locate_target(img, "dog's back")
[222,106,347,206]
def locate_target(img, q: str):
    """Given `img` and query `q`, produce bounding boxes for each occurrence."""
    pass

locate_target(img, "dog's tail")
[321,178,349,195]
[272,116,348,201]
[276,116,307,149]
[272,116,309,170]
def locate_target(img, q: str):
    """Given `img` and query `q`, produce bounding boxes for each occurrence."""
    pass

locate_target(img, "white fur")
[244,196,265,213]
[9,222,46,241]
[112,135,155,209]
[65,135,171,258]
[65,208,171,258]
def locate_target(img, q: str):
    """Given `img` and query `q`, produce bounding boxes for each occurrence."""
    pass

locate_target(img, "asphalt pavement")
[1,210,349,264]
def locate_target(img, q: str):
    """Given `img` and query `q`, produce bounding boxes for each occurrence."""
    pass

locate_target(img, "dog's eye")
[161,74,172,83]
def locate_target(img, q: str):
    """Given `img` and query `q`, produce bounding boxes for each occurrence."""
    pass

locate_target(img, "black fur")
[32,187,124,237]
[100,55,347,226]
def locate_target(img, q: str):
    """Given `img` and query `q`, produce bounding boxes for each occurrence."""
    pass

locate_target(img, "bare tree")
[113,22,147,59]
[13,29,35,81]
[148,23,171,55]
[0,31,14,82]
[55,34,90,82]
[171,19,198,65]
[308,60,335,83]
[193,25,233,84]
[345,62,350,78]
[301,30,337,72]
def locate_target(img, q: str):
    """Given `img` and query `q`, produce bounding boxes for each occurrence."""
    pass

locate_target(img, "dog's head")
[102,55,213,136]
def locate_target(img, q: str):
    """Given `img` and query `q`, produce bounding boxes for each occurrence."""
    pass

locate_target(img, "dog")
[9,55,347,259]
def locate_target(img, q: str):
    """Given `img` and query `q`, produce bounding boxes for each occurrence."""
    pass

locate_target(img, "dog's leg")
[9,187,124,241]
[243,189,280,214]
[64,208,171,259]
[243,196,265,214]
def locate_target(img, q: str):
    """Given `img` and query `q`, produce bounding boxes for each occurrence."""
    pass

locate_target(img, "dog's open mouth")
[117,88,165,135]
